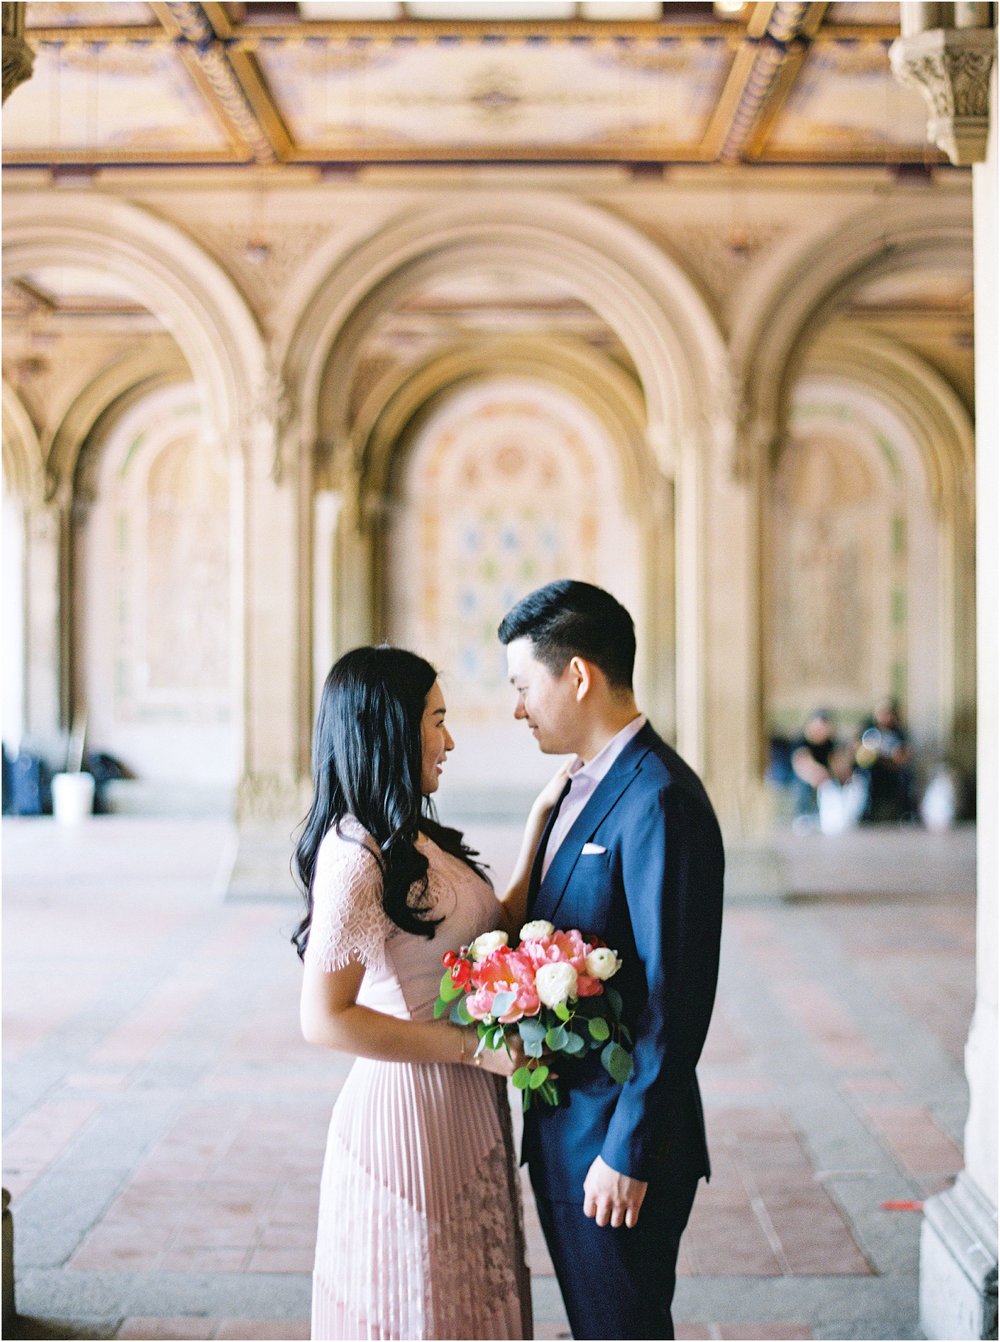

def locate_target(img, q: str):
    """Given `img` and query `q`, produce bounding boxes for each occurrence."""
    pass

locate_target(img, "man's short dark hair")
[497,580,636,691]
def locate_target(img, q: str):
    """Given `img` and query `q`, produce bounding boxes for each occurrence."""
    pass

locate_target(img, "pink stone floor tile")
[116,1317,217,1339]
[865,1104,964,1175]
[215,1323,311,1340]
[246,1245,316,1273]
[160,1248,250,1273]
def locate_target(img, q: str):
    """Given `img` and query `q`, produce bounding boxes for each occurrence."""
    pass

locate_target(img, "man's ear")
[568,656,593,702]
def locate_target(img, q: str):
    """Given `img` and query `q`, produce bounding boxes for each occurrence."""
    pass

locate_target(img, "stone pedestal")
[920,1174,998,1340]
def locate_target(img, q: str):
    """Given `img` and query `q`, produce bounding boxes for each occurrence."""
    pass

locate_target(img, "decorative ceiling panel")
[1,2,955,171]
[2,40,236,160]
[257,35,733,157]
[762,41,935,160]
[25,2,157,26]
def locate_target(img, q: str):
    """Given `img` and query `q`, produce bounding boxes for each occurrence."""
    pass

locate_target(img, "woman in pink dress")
[294,646,559,1341]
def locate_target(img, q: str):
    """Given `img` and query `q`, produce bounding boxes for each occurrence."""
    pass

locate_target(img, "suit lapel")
[535,726,654,923]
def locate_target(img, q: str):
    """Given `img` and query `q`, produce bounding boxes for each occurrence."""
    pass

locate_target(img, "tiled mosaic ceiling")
[3,1,942,168]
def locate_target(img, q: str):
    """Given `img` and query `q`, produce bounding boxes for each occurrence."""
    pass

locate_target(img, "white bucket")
[52,771,96,823]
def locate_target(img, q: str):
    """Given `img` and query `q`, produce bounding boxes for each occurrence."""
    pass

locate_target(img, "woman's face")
[420,680,455,795]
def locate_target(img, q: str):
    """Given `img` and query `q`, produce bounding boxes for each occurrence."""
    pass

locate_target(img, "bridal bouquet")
[435,920,634,1109]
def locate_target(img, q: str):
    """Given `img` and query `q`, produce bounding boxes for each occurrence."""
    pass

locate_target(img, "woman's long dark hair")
[292,645,488,960]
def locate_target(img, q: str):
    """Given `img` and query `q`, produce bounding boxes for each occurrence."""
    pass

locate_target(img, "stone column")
[234,382,305,826]
[2,2,33,105]
[906,28,999,1338]
[22,502,69,763]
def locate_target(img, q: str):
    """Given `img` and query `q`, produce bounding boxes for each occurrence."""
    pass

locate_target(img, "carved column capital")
[2,2,34,105]
[890,26,997,166]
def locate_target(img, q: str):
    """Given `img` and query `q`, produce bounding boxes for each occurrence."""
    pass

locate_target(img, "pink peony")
[467,947,539,1023]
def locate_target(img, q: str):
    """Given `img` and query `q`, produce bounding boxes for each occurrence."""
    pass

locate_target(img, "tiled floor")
[2,818,976,1341]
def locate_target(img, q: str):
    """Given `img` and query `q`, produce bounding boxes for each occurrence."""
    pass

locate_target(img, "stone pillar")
[22,502,69,763]
[2,2,33,105]
[235,390,305,826]
[916,52,999,1342]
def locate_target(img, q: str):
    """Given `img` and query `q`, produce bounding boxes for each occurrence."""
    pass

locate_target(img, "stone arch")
[789,331,976,772]
[286,194,727,766]
[283,195,726,472]
[730,197,973,467]
[2,194,267,453]
[2,378,43,505]
[2,194,270,791]
[48,341,191,509]
[352,335,648,506]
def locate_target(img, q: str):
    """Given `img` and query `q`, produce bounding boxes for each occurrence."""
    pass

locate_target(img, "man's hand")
[582,1155,648,1229]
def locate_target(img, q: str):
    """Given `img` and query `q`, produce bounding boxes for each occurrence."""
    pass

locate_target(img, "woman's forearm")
[302,997,468,1064]
[500,799,552,929]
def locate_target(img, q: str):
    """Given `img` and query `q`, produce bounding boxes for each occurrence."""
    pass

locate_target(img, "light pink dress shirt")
[541,714,647,879]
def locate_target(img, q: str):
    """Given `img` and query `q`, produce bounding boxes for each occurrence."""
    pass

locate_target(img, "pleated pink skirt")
[312,1059,532,1341]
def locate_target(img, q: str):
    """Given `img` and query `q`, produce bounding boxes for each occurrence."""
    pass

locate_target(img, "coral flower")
[467,947,537,1023]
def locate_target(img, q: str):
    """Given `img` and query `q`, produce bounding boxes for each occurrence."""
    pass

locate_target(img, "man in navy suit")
[499,580,725,1341]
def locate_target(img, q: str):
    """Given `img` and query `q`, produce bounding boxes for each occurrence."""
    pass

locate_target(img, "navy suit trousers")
[533,1172,700,1340]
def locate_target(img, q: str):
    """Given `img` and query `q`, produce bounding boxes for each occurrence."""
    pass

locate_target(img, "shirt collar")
[569,713,647,786]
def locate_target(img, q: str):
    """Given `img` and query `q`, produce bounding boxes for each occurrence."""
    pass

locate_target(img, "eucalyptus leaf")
[604,987,623,1020]
[523,1036,545,1058]
[553,1001,571,1022]
[512,1067,532,1090]
[518,1018,547,1044]
[491,991,516,1018]
[450,998,473,1026]
[433,997,448,1020]
[528,1064,550,1089]
[601,1042,633,1085]
[588,1017,611,1042]
[545,1025,569,1051]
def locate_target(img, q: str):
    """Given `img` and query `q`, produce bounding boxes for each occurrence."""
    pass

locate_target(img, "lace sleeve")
[304,821,390,976]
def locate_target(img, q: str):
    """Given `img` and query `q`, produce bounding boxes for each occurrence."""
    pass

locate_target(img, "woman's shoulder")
[316,815,382,874]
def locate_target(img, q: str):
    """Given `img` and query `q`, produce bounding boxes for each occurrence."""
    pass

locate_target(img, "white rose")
[535,962,579,1008]
[519,919,555,942]
[585,947,622,981]
[469,930,509,961]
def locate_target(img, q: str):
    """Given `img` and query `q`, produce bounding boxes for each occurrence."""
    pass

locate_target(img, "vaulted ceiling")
[2,1,945,170]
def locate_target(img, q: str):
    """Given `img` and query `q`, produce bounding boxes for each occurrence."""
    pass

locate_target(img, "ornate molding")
[890,26,997,166]
[2,2,33,105]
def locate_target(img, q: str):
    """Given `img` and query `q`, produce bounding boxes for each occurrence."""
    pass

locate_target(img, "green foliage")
[545,1025,569,1051]
[528,1064,550,1089]
[438,970,463,1003]
[512,1067,532,1090]
[588,1017,611,1042]
[604,987,623,1020]
[449,998,474,1026]
[601,1041,634,1085]
[553,1001,571,1022]
[561,1030,585,1056]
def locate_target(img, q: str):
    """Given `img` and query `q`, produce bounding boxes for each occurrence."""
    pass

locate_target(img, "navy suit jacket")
[523,721,724,1202]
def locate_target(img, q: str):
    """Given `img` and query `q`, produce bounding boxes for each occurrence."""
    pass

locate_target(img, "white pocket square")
[581,843,607,855]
